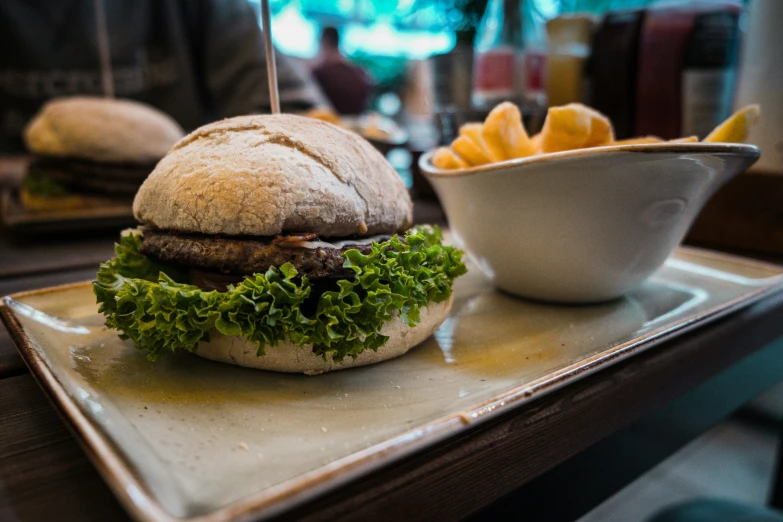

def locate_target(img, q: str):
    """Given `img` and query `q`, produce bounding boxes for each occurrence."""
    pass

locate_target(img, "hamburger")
[20,97,184,211]
[93,114,466,374]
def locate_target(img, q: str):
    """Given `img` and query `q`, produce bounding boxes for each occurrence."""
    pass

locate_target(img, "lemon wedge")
[703,104,760,143]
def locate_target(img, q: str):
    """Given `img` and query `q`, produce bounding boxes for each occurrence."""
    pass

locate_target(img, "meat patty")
[140,230,387,280]
[29,155,155,196]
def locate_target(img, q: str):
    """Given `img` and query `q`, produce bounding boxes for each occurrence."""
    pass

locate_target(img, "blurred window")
[247,0,456,59]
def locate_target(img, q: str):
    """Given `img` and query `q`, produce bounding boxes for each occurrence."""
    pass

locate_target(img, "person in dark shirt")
[311,27,373,116]
[0,0,325,154]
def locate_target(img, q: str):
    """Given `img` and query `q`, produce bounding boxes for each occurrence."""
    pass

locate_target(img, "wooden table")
[2,208,783,522]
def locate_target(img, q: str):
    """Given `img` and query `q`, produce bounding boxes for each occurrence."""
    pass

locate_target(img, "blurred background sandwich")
[18,97,184,212]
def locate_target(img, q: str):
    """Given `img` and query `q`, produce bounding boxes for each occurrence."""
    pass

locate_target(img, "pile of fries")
[304,107,394,142]
[432,102,760,170]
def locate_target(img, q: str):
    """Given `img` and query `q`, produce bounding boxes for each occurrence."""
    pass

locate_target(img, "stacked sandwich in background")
[19,97,184,211]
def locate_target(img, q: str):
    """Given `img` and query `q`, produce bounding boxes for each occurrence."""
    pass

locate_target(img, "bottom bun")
[194,296,453,375]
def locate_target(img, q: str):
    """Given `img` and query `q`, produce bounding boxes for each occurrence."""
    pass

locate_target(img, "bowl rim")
[419,142,760,178]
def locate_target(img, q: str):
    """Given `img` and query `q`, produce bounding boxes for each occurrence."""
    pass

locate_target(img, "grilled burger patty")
[29,155,156,196]
[139,229,389,280]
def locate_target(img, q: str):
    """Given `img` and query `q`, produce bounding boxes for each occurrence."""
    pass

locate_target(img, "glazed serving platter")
[2,246,783,522]
[0,188,135,233]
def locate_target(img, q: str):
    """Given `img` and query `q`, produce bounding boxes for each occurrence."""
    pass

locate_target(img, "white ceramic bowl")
[420,143,759,302]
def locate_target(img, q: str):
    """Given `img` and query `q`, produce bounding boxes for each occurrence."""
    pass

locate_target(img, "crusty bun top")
[24,97,185,163]
[133,114,413,237]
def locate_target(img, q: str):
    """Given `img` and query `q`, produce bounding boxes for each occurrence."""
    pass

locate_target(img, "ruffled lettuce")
[22,172,70,197]
[93,227,466,362]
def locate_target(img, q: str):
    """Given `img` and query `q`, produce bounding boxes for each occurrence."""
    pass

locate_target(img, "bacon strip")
[272,233,318,246]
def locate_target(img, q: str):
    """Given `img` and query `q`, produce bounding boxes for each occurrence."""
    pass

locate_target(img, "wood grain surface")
[0,327,24,377]
[0,375,130,522]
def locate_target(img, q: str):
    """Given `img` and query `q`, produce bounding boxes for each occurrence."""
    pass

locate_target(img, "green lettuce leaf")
[22,172,70,197]
[93,227,466,362]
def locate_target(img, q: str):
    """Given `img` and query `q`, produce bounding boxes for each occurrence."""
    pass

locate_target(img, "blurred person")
[311,26,373,115]
[0,0,325,154]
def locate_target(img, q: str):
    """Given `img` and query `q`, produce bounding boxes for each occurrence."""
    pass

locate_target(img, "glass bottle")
[472,0,524,108]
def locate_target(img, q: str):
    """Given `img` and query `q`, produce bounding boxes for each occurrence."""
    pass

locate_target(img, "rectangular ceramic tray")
[2,247,783,522]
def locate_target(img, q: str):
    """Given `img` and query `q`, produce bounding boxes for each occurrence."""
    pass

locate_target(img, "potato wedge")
[482,102,536,160]
[613,136,663,145]
[459,123,487,147]
[451,135,492,166]
[432,147,468,170]
[529,132,542,153]
[540,103,615,153]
